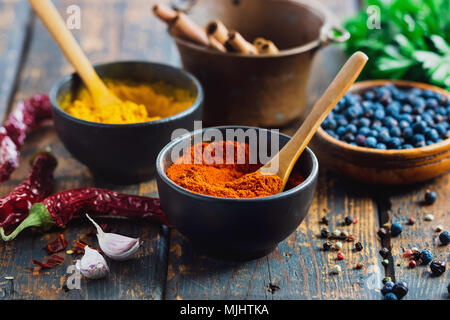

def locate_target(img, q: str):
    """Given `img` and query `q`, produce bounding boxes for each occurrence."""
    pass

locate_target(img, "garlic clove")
[76,246,109,279]
[86,214,141,261]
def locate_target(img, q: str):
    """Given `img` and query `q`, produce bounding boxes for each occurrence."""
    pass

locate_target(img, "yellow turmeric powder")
[61,79,196,124]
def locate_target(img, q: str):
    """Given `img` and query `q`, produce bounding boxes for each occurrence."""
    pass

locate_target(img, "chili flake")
[44,234,68,254]
[32,254,64,269]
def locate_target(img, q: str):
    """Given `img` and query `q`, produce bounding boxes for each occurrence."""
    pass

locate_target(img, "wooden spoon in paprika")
[259,51,369,191]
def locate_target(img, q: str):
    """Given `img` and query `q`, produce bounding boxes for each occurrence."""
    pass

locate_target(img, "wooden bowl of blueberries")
[310,80,450,184]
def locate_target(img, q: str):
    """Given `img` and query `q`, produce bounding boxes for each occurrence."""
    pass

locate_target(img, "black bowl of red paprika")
[50,61,203,184]
[156,126,319,260]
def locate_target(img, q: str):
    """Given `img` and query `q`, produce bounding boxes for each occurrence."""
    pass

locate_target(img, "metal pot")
[173,0,349,127]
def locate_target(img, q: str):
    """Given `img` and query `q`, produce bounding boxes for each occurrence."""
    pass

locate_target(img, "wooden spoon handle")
[28,0,111,101]
[260,52,368,188]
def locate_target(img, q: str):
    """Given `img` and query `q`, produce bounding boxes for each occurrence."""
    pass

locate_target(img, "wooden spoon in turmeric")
[259,51,369,191]
[29,0,123,108]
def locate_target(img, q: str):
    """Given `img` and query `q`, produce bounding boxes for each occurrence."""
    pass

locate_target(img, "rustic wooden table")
[0,0,448,300]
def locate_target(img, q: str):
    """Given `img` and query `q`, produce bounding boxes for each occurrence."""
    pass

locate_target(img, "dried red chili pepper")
[1,188,170,240]
[44,234,68,254]
[32,254,64,269]
[0,151,57,234]
[0,94,52,182]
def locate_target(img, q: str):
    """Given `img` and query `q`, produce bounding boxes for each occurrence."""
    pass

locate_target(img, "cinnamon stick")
[206,20,229,44]
[171,12,209,47]
[153,4,177,23]
[208,35,226,52]
[227,31,258,54]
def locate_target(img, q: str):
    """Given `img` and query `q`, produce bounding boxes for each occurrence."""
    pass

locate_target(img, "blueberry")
[403,144,413,149]
[386,103,401,116]
[424,129,439,141]
[413,97,426,108]
[346,124,358,134]
[401,104,412,113]
[376,143,387,150]
[387,137,402,149]
[374,108,386,120]
[378,131,390,144]
[439,231,450,245]
[336,126,346,136]
[424,190,437,205]
[343,133,355,143]
[399,120,410,130]
[390,127,402,137]
[364,90,375,100]
[383,116,398,128]
[345,105,363,120]
[381,281,395,295]
[355,134,366,146]
[435,123,447,135]
[403,127,414,141]
[383,292,398,300]
[415,140,426,148]
[390,222,403,237]
[422,114,435,127]
[358,117,371,128]
[365,136,377,148]
[436,107,447,115]
[325,130,338,139]
[370,130,379,138]
[322,119,337,130]
[412,134,425,145]
[420,249,433,264]
[392,281,408,299]
[336,117,348,127]
[426,98,439,109]
[412,121,427,133]
[358,126,371,136]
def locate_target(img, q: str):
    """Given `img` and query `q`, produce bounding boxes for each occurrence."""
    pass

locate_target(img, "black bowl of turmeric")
[156,126,318,260]
[50,61,203,183]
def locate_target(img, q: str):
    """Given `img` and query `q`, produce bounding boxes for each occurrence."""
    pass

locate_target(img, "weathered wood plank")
[381,173,449,300]
[0,0,31,118]
[268,172,384,300]
[0,0,170,300]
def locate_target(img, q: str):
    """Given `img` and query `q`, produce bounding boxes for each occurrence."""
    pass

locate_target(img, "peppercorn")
[382,277,392,284]
[332,229,341,238]
[344,216,354,225]
[390,222,403,237]
[340,230,349,239]
[321,217,329,225]
[424,190,437,205]
[424,213,434,221]
[330,265,341,274]
[392,281,408,299]
[408,217,415,225]
[435,225,444,232]
[420,249,433,264]
[379,247,390,258]
[320,227,330,238]
[355,263,363,269]
[347,235,354,242]
[403,249,413,258]
[378,227,388,238]
[384,292,398,300]
[430,260,446,276]
[355,242,363,251]
[337,252,344,260]
[382,259,389,266]
[334,241,343,250]
[439,231,449,245]
[323,241,333,251]
[409,260,417,268]
[381,281,394,295]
